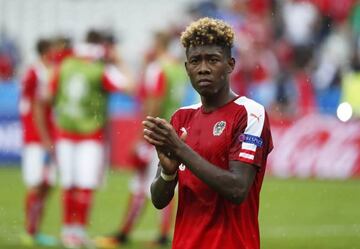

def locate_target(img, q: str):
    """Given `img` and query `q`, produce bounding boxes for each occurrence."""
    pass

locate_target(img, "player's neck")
[201,90,237,113]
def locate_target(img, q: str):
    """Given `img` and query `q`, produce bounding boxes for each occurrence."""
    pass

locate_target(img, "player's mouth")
[197,79,212,87]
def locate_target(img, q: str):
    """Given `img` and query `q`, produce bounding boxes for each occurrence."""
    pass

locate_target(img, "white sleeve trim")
[239,152,255,160]
[104,65,127,89]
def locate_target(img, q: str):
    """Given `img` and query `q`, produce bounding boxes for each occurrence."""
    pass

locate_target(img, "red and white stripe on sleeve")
[234,97,266,165]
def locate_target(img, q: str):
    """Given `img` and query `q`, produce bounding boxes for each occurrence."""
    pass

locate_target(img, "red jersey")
[170,96,273,249]
[19,62,53,144]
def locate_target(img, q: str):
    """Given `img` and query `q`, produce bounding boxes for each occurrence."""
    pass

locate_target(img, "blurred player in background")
[145,17,273,249]
[35,29,134,248]
[19,38,57,246]
[51,36,73,66]
[95,30,189,248]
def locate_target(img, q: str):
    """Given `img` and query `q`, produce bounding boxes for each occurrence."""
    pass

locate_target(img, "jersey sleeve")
[229,103,273,168]
[21,68,37,100]
[48,66,60,98]
[102,64,128,92]
[143,62,166,98]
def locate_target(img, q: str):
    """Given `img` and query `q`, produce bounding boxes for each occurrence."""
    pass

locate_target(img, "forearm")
[33,100,52,148]
[143,98,163,117]
[115,64,135,95]
[176,144,250,204]
[150,167,177,209]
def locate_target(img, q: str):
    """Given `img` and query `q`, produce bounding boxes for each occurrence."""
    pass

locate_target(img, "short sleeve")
[229,102,273,168]
[48,66,60,99]
[143,62,166,98]
[21,68,37,100]
[102,64,128,92]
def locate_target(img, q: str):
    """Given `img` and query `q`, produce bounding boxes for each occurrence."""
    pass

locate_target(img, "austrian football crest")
[213,121,226,136]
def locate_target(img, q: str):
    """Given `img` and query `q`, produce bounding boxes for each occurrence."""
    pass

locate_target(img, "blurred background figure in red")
[19,37,57,247]
[95,28,191,248]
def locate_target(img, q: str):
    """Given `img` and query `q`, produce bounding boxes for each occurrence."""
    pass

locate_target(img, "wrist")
[174,142,188,158]
[160,170,177,181]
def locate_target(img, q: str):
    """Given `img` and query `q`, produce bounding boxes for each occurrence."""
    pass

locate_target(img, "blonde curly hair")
[180,17,234,49]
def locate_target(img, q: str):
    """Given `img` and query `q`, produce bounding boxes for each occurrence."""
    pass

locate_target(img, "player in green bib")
[55,57,108,135]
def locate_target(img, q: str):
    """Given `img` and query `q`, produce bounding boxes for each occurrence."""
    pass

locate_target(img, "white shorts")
[56,139,105,189]
[130,146,159,198]
[22,143,56,187]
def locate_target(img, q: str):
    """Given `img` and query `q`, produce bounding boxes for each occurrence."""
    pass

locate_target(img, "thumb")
[180,127,187,141]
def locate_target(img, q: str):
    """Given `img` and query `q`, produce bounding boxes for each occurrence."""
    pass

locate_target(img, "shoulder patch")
[239,133,263,147]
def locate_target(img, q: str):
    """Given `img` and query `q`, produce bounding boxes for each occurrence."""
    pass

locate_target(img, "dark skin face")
[185,45,236,111]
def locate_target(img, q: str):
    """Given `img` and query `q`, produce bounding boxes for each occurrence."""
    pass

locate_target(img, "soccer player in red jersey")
[143,17,273,249]
[19,38,57,246]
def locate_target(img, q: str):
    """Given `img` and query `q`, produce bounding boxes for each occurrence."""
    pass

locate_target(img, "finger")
[143,120,170,138]
[143,128,167,142]
[151,118,179,140]
[143,134,164,146]
[145,116,158,123]
[146,116,173,132]
[142,120,158,130]
[154,117,173,130]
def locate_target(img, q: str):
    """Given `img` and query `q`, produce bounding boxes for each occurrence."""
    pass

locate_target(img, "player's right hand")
[156,147,180,175]
[143,116,187,174]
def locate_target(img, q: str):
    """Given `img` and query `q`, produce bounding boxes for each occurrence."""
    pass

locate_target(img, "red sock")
[62,188,77,225]
[25,191,44,235]
[160,200,173,237]
[75,188,93,226]
[120,192,146,234]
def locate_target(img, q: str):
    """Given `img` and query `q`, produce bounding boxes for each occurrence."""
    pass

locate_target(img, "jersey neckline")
[200,95,241,114]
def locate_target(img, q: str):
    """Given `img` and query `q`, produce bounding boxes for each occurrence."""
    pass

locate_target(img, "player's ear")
[227,57,235,73]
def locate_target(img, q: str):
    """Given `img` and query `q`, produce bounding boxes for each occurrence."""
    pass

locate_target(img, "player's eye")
[189,58,199,64]
[209,57,220,63]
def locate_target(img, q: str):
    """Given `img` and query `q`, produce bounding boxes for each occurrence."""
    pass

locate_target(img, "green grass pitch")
[0,167,359,249]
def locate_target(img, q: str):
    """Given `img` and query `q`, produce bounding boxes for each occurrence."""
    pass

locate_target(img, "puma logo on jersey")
[250,113,261,122]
